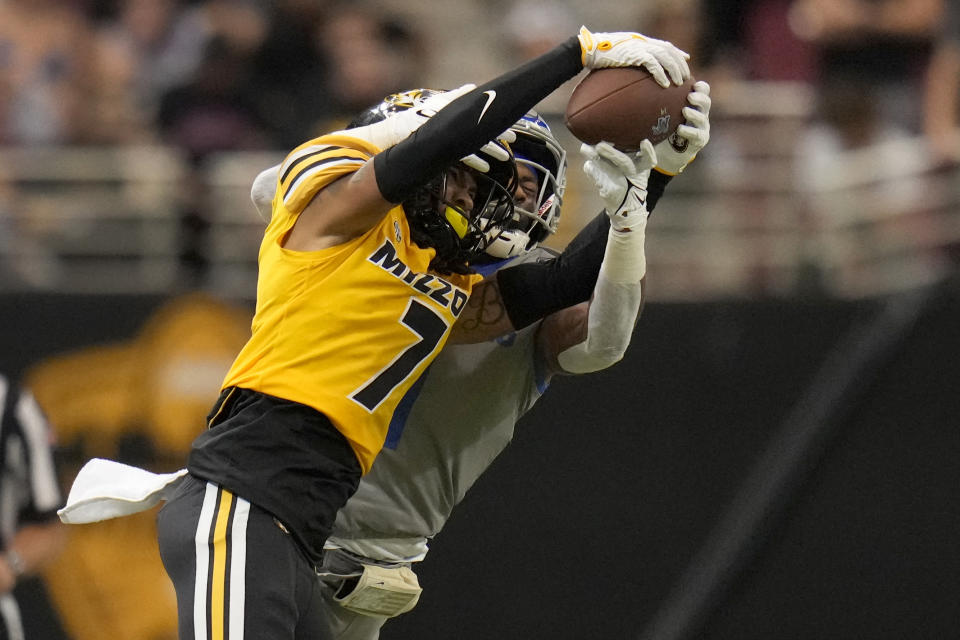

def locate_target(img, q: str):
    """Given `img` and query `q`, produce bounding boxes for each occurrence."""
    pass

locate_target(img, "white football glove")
[654,80,711,176]
[577,26,690,87]
[339,83,516,173]
[581,140,657,233]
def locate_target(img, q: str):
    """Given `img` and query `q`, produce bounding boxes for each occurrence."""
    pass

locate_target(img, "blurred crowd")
[0,0,955,161]
[0,0,435,160]
[0,0,957,305]
[687,0,958,164]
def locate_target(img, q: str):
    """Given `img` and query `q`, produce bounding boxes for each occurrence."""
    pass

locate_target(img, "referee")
[0,374,66,639]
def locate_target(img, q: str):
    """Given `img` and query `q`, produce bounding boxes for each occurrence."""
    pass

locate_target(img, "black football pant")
[157,474,331,640]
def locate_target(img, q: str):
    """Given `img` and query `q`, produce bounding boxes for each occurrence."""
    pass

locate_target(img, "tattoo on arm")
[450,280,513,343]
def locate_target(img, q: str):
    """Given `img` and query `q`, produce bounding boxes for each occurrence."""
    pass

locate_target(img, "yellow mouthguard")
[444,206,469,239]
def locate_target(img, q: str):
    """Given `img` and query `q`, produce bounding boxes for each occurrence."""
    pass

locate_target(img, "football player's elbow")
[251,165,280,221]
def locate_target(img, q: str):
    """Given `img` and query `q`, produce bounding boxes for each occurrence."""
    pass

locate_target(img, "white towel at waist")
[58,458,188,524]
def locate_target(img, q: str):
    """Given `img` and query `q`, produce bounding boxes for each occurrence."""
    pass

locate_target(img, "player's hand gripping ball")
[653,80,711,176]
[564,67,696,151]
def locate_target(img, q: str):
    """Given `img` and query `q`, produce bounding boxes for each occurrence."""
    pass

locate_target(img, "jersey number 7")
[350,298,448,412]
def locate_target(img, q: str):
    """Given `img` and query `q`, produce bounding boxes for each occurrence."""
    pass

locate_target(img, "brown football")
[564,67,695,150]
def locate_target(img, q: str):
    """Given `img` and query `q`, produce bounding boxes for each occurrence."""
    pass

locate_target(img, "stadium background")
[0,0,958,638]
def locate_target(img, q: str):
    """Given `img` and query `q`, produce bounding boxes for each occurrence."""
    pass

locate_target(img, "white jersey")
[327,251,553,562]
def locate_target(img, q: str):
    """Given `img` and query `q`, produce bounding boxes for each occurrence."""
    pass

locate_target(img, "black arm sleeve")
[374,37,583,203]
[496,172,674,329]
[646,170,672,218]
[497,212,608,330]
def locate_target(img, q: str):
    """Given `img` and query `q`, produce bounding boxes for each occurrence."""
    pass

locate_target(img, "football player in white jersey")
[251,82,712,639]
[58,28,701,640]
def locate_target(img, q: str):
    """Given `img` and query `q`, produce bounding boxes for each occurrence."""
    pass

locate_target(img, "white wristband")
[603,214,647,284]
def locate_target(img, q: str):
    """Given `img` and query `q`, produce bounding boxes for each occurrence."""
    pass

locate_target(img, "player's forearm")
[552,278,644,374]
[374,38,583,202]
[555,222,646,373]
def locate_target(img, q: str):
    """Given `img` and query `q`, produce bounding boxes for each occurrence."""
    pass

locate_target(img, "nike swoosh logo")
[477,90,497,123]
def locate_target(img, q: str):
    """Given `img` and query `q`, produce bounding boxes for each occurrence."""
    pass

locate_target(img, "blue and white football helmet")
[483,111,567,259]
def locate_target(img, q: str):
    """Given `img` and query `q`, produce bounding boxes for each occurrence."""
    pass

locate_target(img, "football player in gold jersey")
[60,27,691,640]
[245,96,708,638]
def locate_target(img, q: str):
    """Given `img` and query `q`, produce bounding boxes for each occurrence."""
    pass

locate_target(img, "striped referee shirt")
[0,375,62,545]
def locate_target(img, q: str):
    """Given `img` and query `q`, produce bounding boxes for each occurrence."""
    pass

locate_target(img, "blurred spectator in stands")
[201,0,269,55]
[0,165,58,290]
[641,0,704,61]
[244,0,425,146]
[795,76,914,189]
[699,0,817,84]
[505,0,578,62]
[0,373,68,639]
[89,0,208,144]
[247,0,331,148]
[156,33,271,163]
[90,0,269,145]
[787,0,949,294]
[923,0,960,163]
[789,0,945,134]
[794,67,946,297]
[148,2,268,283]
[0,179,32,290]
[502,0,578,114]
[0,0,97,144]
[311,1,427,133]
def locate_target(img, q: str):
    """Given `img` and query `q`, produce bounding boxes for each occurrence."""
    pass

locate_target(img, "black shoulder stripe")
[280,148,330,184]
[282,155,366,202]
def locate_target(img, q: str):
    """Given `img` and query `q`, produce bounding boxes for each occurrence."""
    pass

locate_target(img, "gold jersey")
[222,133,482,472]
